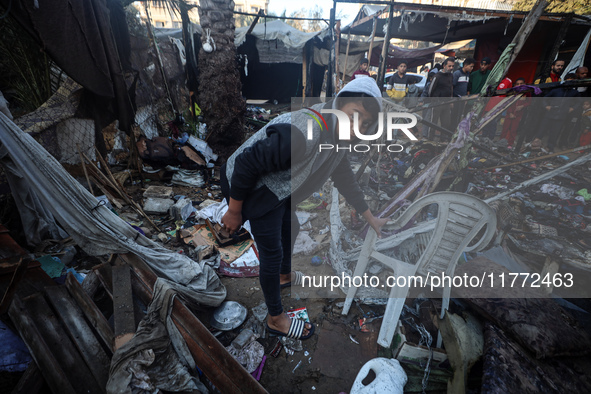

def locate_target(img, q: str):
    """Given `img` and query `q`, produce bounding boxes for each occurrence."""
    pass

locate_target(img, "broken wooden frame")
[118,253,267,394]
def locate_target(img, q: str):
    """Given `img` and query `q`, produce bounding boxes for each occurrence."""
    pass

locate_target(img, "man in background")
[534,59,565,84]
[428,57,455,140]
[576,66,589,96]
[468,56,491,95]
[452,58,475,123]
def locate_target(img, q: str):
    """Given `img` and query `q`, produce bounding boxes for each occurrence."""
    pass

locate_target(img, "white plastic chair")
[342,192,497,348]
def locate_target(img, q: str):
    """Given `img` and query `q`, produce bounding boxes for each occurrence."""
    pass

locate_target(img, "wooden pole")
[367,16,378,66]
[538,13,573,81]
[77,144,94,196]
[335,21,341,92]
[326,3,337,97]
[377,4,394,93]
[341,33,352,86]
[486,0,548,92]
[246,9,264,35]
[302,45,307,104]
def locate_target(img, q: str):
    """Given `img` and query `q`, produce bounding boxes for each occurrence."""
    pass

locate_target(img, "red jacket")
[484,78,513,112]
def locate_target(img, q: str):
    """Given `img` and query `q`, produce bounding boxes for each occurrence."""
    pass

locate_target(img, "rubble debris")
[210,300,248,331]
[143,186,175,214]
[171,169,205,187]
[228,340,265,374]
[169,197,194,221]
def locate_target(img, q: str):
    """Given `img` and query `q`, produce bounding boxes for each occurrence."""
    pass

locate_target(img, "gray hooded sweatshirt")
[222,77,382,219]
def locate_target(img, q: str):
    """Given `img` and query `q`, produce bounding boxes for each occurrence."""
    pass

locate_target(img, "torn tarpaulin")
[107,279,207,393]
[0,112,226,308]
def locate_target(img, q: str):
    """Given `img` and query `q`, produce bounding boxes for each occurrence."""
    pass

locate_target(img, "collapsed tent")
[0,112,226,308]
[235,20,325,102]
[369,43,444,69]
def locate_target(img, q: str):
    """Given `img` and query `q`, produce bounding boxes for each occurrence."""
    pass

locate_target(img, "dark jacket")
[220,120,368,220]
[428,72,453,98]
[544,87,581,120]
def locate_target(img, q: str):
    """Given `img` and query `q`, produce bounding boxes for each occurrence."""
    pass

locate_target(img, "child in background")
[351,58,370,80]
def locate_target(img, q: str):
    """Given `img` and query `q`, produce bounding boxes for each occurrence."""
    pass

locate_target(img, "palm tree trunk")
[198,0,245,159]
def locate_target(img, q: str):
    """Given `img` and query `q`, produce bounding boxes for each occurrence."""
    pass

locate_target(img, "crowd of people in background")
[370,54,590,152]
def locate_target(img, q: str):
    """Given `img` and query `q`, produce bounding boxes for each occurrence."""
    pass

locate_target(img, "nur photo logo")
[305,108,419,153]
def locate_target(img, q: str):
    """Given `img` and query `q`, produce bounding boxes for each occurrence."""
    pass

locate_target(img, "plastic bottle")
[350,358,407,394]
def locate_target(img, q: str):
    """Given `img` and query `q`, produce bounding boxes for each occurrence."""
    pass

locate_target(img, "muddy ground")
[123,177,407,393]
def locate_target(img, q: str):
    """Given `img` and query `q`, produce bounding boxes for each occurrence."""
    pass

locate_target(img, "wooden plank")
[396,342,448,364]
[494,0,548,87]
[121,253,267,394]
[89,175,124,209]
[45,286,110,390]
[0,224,29,257]
[65,273,114,352]
[93,263,114,298]
[10,362,46,394]
[366,15,378,66]
[8,294,84,394]
[81,269,101,298]
[0,267,56,304]
[112,264,135,349]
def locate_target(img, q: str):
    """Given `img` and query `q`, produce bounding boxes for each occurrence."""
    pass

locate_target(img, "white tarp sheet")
[235,20,323,49]
[0,112,226,307]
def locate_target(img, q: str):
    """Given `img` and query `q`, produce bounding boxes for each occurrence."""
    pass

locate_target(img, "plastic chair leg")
[377,262,419,348]
[378,295,407,348]
[342,229,378,315]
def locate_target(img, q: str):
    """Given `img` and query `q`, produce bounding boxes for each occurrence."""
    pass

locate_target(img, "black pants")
[538,118,564,151]
[249,199,299,317]
[430,105,452,141]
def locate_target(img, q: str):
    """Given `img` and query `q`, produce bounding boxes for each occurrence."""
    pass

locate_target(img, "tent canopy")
[235,19,324,49]
[341,2,591,43]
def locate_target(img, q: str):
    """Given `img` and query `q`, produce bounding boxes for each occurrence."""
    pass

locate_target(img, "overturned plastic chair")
[342,192,497,348]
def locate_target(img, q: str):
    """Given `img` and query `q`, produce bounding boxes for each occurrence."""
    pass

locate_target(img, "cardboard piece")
[181,225,253,263]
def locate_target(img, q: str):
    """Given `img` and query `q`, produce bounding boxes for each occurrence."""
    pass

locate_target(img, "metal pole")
[327,2,337,97]
[377,3,394,93]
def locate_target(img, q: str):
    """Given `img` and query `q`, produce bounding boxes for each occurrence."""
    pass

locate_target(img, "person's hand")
[221,210,242,235]
[368,216,389,238]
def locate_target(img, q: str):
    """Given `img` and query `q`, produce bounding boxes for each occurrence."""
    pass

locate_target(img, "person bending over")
[220,78,388,340]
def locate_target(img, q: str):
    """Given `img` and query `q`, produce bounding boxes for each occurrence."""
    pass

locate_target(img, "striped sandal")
[280,270,304,289]
[266,317,315,340]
